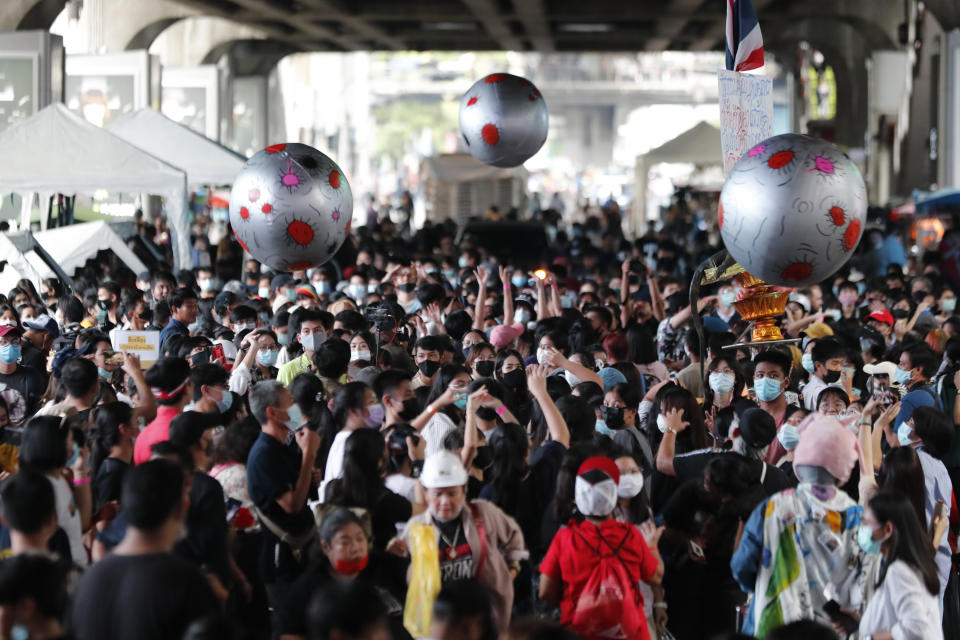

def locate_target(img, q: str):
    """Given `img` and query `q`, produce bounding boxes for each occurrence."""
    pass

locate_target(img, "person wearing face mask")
[539,456,663,640]
[195,267,218,300]
[713,284,741,326]
[598,383,654,473]
[374,369,431,431]
[247,380,321,613]
[277,311,328,387]
[401,450,527,635]
[68,460,219,640]
[892,343,942,431]
[321,383,384,498]
[775,406,807,486]
[0,325,45,426]
[855,491,943,640]
[296,284,322,309]
[159,288,199,354]
[703,356,743,413]
[731,413,865,637]
[388,265,421,314]
[135,358,195,465]
[411,336,443,391]
[228,305,259,337]
[278,508,411,640]
[186,364,233,416]
[96,282,122,328]
[230,329,280,396]
[466,342,497,381]
[20,314,58,385]
[802,338,845,412]
[90,402,138,516]
[748,350,795,464]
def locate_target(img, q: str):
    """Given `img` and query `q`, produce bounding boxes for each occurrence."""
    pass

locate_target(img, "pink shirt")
[133,406,181,465]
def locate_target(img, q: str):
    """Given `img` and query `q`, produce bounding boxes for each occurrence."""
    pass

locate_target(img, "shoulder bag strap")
[253,505,314,551]
[760,462,768,485]
[468,502,488,578]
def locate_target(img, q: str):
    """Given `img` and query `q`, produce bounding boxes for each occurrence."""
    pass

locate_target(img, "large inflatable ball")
[229,143,353,272]
[719,133,867,287]
[458,73,548,167]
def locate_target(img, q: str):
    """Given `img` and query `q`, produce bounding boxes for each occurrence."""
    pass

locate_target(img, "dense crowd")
[0,201,958,640]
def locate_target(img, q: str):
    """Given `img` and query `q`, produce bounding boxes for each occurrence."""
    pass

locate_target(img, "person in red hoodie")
[539,456,664,640]
[133,358,193,465]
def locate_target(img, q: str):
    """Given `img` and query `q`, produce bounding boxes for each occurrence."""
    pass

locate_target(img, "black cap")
[137,271,151,281]
[271,274,294,290]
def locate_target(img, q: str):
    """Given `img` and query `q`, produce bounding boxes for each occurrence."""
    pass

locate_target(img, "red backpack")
[570,523,644,640]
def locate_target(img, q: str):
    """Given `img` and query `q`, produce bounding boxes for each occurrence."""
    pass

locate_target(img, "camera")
[364,305,397,331]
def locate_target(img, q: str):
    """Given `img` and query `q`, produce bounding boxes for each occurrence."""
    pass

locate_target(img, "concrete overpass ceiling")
[203,37,300,75]
[16,0,66,30]
[125,17,186,50]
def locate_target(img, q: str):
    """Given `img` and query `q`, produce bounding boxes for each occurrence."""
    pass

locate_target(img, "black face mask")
[418,360,440,378]
[397,283,416,293]
[476,406,498,421]
[602,405,625,429]
[399,397,420,421]
[502,369,525,389]
[475,361,495,378]
[823,369,842,384]
[97,299,111,311]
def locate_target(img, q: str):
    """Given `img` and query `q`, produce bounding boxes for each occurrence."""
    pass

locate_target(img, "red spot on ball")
[485,74,506,83]
[481,124,500,145]
[520,79,531,86]
[239,206,249,220]
[288,220,314,245]
[261,203,272,214]
[289,261,312,271]
[718,202,724,229]
[781,262,813,282]
[768,150,794,169]
[248,188,259,202]
[345,220,352,234]
[829,206,845,226]
[329,170,341,189]
[844,219,862,250]
[265,143,286,153]
[234,233,250,253]
[467,97,478,106]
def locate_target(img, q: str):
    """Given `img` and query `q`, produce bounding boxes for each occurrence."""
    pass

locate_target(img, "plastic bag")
[404,523,442,638]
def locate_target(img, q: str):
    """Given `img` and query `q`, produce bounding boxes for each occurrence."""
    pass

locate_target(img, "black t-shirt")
[673,449,792,497]
[437,517,473,583]
[68,552,218,640]
[19,342,47,384]
[246,432,315,582]
[174,472,230,583]
[93,457,129,514]
[278,553,411,639]
[0,364,45,426]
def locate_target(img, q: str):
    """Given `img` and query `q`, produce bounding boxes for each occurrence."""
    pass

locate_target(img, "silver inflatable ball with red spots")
[719,133,867,288]
[458,73,548,168]
[229,143,353,272]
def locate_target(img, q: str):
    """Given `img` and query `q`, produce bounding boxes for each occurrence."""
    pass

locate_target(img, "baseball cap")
[420,451,469,489]
[271,274,294,290]
[866,309,894,327]
[788,292,812,313]
[574,456,620,517]
[863,361,897,378]
[23,314,60,339]
[0,325,23,339]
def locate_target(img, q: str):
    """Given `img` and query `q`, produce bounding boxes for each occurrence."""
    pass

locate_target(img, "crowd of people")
[0,200,958,640]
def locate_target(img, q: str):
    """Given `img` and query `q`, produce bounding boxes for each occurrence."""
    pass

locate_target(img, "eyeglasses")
[0,338,21,347]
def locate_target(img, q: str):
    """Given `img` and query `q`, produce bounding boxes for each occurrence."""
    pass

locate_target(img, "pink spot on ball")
[331,210,340,222]
[748,145,766,158]
[813,156,835,173]
[467,97,478,106]
[282,172,299,188]
[248,188,259,202]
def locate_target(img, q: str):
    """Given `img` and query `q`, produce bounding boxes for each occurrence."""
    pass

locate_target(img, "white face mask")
[300,332,324,352]
[564,371,581,388]
[656,414,669,434]
[350,349,371,362]
[618,473,644,498]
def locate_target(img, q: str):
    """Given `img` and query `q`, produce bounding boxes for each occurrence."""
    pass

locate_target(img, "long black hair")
[331,381,370,431]
[290,373,336,472]
[425,364,471,423]
[485,423,529,517]
[879,446,928,535]
[870,490,939,595]
[325,429,385,510]
[91,402,133,477]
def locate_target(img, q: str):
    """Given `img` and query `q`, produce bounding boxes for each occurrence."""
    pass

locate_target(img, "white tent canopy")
[106,108,247,187]
[0,104,190,268]
[631,121,722,234]
[24,221,147,279]
[0,233,45,294]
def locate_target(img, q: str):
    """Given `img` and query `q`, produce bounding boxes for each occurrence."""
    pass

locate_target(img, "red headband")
[151,378,188,400]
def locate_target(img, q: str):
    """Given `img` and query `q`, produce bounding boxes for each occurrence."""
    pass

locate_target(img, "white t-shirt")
[48,474,88,567]
[385,473,418,503]
[320,429,353,501]
[422,412,459,457]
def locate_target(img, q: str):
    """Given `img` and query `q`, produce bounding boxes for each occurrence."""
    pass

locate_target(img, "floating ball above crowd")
[718,133,867,288]
[229,143,353,272]
[458,73,549,168]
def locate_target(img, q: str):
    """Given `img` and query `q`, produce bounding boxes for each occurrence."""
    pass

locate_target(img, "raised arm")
[654,407,689,476]
[472,265,488,330]
[122,353,157,425]
[498,265,515,326]
[527,364,569,447]
[648,275,665,322]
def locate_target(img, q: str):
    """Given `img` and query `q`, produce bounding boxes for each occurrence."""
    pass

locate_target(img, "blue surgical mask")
[754,377,783,402]
[216,389,233,413]
[285,404,304,431]
[0,345,21,365]
[453,392,468,411]
[98,367,113,380]
[257,349,279,367]
[514,309,532,325]
[561,294,574,309]
[720,290,736,307]
[708,372,735,394]
[284,289,296,301]
[595,419,616,437]
[942,298,957,313]
[511,275,526,288]
[443,269,457,281]
[857,525,882,554]
[277,333,289,346]
[315,280,332,295]
[894,366,912,386]
[777,424,800,451]
[187,320,202,334]
[801,354,815,373]
[66,442,79,468]
[897,423,915,447]
[458,256,468,268]
[348,284,366,300]
[258,286,271,298]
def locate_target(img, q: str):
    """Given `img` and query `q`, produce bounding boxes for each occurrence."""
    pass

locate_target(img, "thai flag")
[725,0,764,72]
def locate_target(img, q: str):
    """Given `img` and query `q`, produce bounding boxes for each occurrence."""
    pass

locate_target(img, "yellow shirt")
[277,353,312,387]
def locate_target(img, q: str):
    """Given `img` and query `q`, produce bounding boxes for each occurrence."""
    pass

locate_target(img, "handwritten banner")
[718,69,774,176]
[111,330,160,369]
